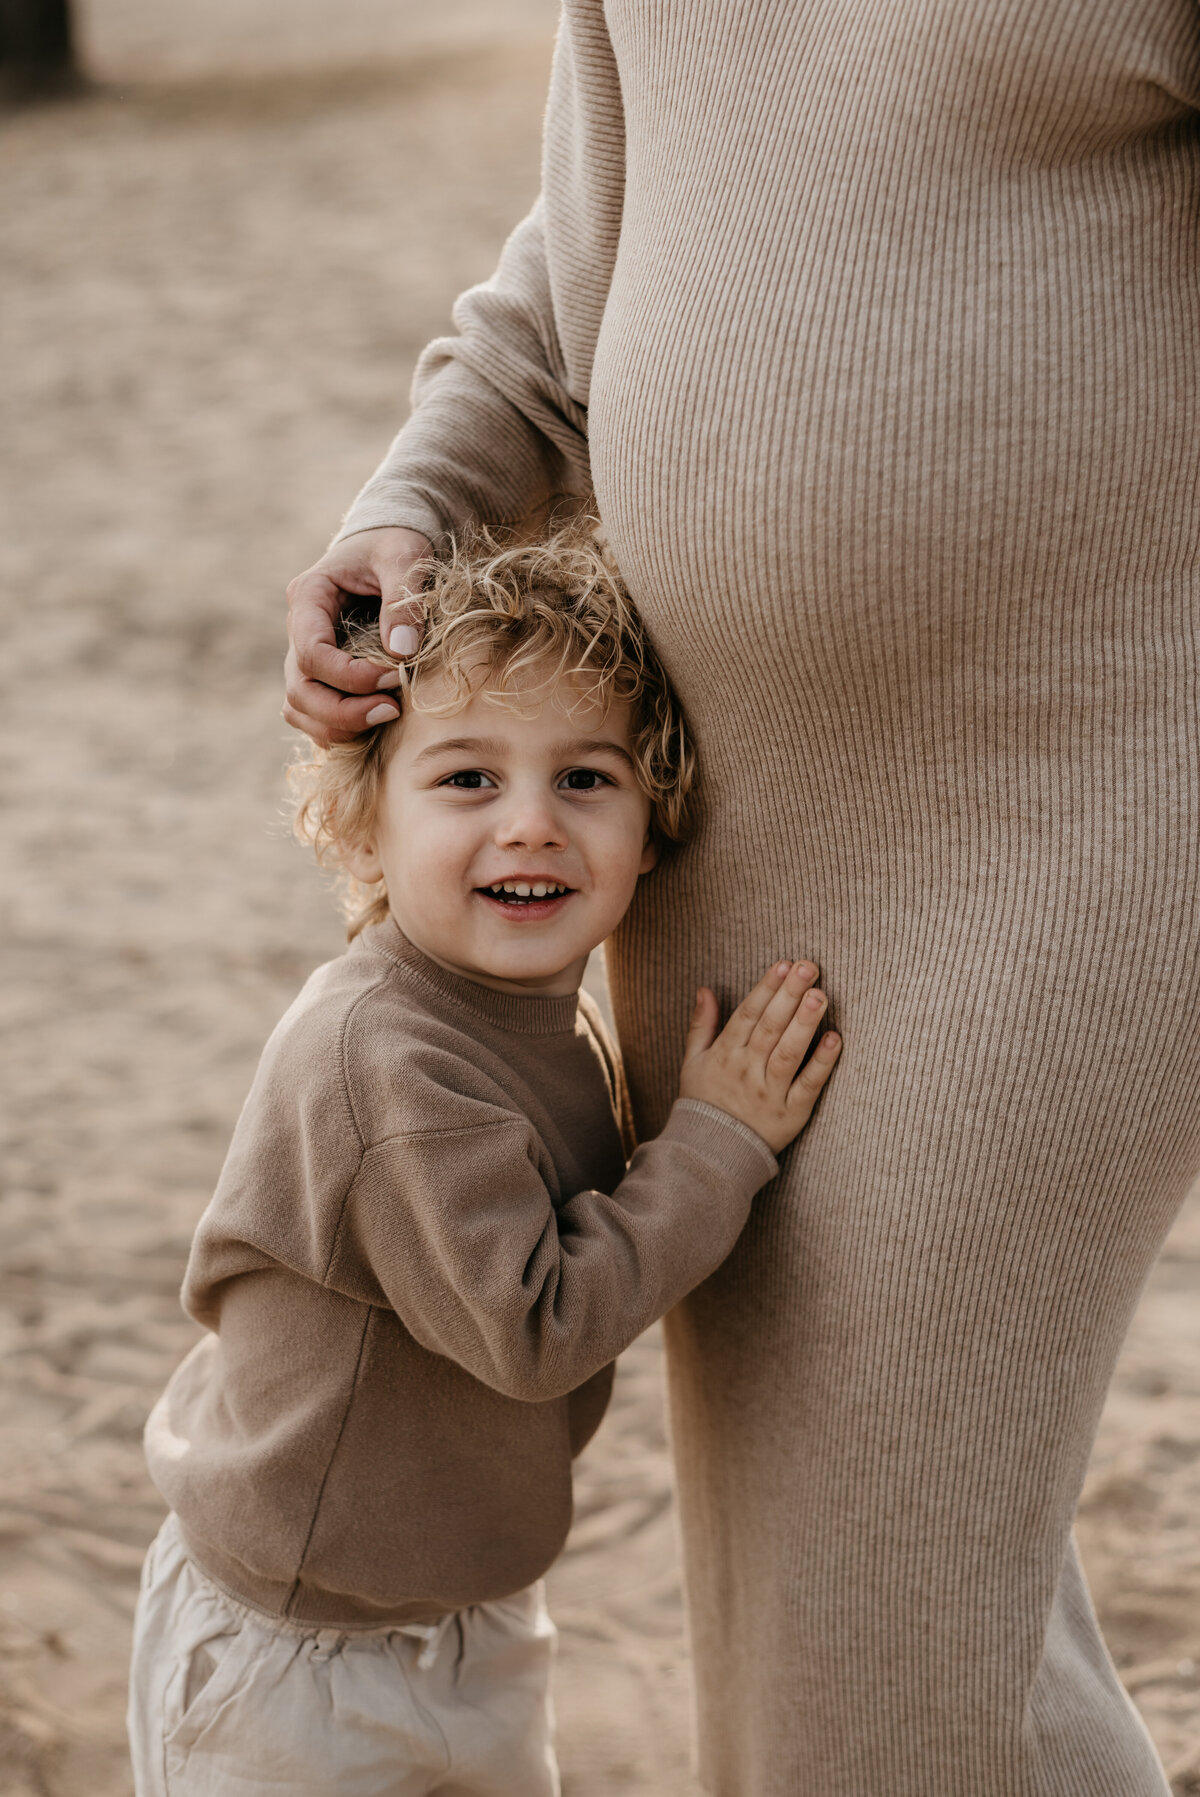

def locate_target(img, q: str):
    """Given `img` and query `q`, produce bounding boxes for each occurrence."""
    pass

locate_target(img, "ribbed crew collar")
[359,917,582,1037]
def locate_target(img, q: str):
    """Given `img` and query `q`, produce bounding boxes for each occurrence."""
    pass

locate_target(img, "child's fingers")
[722,963,793,1046]
[682,988,721,1065]
[746,962,819,1057]
[763,987,829,1084]
[787,1029,842,1110]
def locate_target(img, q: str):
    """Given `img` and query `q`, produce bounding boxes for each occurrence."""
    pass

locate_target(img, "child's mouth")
[477,881,574,916]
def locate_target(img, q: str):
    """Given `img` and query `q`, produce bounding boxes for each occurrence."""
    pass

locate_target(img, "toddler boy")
[128,527,841,1796]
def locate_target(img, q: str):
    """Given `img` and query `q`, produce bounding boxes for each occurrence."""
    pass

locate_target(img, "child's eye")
[442,770,495,790]
[560,768,610,791]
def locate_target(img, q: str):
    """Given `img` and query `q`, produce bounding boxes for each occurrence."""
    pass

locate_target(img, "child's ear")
[340,836,384,885]
[639,831,659,876]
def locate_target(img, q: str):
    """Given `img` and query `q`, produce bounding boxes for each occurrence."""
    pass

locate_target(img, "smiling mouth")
[479,880,575,907]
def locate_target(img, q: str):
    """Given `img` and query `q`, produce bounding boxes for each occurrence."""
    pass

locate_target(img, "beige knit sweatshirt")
[332,3,1200,1792]
[145,920,776,1626]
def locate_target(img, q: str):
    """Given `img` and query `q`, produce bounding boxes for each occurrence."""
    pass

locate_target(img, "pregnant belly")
[589,122,1200,1088]
[591,194,1200,852]
[588,118,1200,724]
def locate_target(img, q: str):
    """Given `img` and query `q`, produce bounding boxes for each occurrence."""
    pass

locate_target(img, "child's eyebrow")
[411,734,637,770]
[551,737,638,771]
[411,736,508,765]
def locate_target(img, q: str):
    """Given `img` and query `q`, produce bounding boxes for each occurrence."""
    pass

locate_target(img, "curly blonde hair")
[291,521,696,937]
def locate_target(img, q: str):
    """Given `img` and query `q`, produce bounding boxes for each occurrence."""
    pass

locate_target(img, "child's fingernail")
[824,1032,841,1049]
[365,703,399,726]
[375,669,402,690]
[794,962,816,981]
[389,624,420,656]
[774,961,791,976]
[805,990,826,1010]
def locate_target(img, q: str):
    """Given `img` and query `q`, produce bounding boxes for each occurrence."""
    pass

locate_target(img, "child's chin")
[477,941,586,987]
[488,951,573,979]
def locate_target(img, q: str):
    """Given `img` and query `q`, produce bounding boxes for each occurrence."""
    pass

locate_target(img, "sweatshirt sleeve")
[334,0,625,550]
[323,1098,777,1402]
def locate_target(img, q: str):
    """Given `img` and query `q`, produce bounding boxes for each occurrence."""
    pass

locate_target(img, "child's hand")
[679,962,842,1155]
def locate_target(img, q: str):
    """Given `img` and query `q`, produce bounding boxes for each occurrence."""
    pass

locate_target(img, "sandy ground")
[1,5,1198,1792]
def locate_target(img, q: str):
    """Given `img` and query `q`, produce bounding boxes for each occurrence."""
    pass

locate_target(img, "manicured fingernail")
[375,669,401,690]
[389,624,420,656]
[365,704,399,726]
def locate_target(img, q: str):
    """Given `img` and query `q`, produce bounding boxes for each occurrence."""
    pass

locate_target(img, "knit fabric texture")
[337,3,1200,1789]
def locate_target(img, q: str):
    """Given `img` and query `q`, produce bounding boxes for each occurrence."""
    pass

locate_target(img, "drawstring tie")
[398,1615,454,1670]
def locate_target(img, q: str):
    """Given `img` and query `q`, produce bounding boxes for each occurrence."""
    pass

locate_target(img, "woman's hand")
[680,962,841,1155]
[283,526,432,745]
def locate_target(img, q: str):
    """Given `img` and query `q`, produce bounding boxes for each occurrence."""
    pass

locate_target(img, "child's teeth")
[486,880,569,899]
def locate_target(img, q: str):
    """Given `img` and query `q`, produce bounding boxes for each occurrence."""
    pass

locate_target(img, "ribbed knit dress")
[336,3,1200,1790]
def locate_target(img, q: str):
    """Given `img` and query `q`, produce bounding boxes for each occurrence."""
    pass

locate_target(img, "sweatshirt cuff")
[332,485,452,555]
[663,1099,779,1193]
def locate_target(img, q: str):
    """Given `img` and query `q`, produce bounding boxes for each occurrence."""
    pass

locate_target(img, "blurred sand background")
[1,2,1198,1791]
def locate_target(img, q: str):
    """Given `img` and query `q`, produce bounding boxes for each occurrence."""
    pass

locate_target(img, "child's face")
[345,666,657,996]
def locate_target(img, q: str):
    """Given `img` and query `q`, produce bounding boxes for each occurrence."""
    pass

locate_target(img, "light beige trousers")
[127,1515,560,1796]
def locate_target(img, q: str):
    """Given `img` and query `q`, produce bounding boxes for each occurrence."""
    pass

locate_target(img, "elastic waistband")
[169,1514,540,1642]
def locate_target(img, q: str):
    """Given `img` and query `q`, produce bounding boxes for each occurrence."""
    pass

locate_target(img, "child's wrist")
[671,1098,780,1174]
[677,1085,776,1150]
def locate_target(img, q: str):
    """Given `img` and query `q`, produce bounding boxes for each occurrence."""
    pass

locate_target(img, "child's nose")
[495,792,566,851]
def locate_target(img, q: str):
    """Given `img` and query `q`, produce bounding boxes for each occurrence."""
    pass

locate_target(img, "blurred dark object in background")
[0,0,80,101]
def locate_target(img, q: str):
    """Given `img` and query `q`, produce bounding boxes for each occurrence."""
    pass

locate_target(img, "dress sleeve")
[322,1098,777,1402]
[335,0,626,549]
